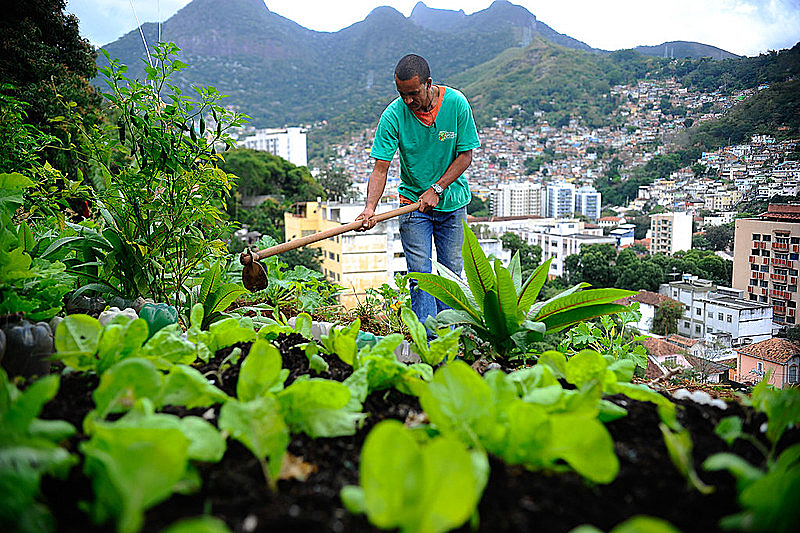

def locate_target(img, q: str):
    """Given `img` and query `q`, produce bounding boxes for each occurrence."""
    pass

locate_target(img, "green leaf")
[157,364,230,409]
[482,290,509,343]
[535,288,637,322]
[507,251,522,293]
[92,358,162,416]
[714,416,744,447]
[402,306,430,361]
[199,261,221,304]
[81,425,190,533]
[161,516,233,533]
[276,379,365,438]
[205,283,247,317]
[219,396,288,483]
[660,423,714,495]
[1,374,61,433]
[409,272,481,322]
[541,303,629,333]
[54,314,103,370]
[565,350,608,388]
[547,413,619,483]
[494,259,519,335]
[517,258,552,317]
[462,221,495,312]
[237,339,284,401]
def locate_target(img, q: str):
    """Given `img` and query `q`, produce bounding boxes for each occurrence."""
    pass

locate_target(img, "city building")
[575,185,602,221]
[241,127,308,167]
[650,211,692,255]
[659,276,772,346]
[735,338,800,388]
[489,182,544,217]
[546,181,576,219]
[520,220,616,278]
[733,204,800,329]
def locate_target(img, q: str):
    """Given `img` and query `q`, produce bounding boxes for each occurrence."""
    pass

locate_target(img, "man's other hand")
[355,207,376,231]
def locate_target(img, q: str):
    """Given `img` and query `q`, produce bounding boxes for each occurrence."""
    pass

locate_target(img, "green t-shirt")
[370,86,480,212]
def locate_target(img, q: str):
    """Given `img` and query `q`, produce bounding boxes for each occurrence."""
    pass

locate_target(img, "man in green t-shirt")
[356,54,480,327]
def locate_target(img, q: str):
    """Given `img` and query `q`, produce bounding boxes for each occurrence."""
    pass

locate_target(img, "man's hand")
[419,188,440,213]
[355,207,376,231]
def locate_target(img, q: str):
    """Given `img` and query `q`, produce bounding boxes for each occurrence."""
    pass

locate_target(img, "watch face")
[432,184,443,194]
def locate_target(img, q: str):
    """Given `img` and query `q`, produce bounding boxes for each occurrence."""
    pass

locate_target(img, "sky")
[66,0,800,57]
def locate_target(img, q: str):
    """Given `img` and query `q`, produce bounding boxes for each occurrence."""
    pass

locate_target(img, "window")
[753,233,761,240]
[763,235,772,242]
[757,362,764,372]
[718,312,724,320]
[328,251,335,260]
[792,253,799,260]
[788,316,796,324]
[695,325,702,334]
[789,301,796,308]
[750,279,758,286]
[665,356,677,367]
[791,285,798,293]
[684,321,690,328]
[761,280,769,287]
[752,249,760,256]
[790,365,799,384]
[761,265,770,272]
[760,296,768,302]
[751,263,759,271]
[695,308,702,315]
[749,294,757,301]
[792,237,800,245]
[727,314,732,322]
[763,251,771,258]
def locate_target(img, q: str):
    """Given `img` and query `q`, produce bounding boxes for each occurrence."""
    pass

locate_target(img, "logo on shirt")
[439,130,456,141]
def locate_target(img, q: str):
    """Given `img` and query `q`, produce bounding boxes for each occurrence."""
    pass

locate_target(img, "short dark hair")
[394,54,430,82]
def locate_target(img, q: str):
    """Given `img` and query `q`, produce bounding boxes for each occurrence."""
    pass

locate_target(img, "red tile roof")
[736,337,800,365]
[665,334,701,348]
[641,337,684,357]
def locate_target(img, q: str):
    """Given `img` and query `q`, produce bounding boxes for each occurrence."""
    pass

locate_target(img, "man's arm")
[419,149,473,212]
[356,159,391,230]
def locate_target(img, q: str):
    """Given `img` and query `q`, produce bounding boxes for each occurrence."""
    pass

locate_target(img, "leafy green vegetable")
[340,419,489,533]
[161,516,233,533]
[92,358,162,417]
[276,378,366,438]
[0,370,77,533]
[570,515,683,533]
[218,395,289,491]
[236,339,286,401]
[157,364,230,409]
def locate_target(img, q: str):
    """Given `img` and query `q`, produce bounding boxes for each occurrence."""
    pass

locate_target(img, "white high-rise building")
[241,127,308,167]
[490,182,544,217]
[575,185,602,221]
[546,181,576,219]
[650,211,693,255]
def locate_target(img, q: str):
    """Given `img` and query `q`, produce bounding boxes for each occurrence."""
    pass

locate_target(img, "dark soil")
[37,333,795,533]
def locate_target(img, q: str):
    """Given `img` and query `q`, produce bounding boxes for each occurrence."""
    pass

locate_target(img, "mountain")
[634,41,739,60]
[96,0,754,145]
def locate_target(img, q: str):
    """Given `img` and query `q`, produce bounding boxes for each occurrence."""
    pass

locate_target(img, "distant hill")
[634,41,739,60]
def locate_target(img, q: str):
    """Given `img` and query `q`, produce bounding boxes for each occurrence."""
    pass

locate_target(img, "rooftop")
[736,337,800,365]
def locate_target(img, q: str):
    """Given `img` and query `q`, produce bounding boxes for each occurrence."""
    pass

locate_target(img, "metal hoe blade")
[241,248,268,292]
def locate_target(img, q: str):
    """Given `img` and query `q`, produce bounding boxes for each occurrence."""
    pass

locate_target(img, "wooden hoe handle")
[240,202,420,265]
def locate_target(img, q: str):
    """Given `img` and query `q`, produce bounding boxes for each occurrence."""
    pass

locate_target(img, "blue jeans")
[399,207,467,327]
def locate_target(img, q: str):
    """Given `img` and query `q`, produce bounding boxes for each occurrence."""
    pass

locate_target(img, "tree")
[564,244,617,287]
[500,232,542,278]
[222,148,323,202]
[652,299,684,335]
[0,1,101,176]
[704,224,734,251]
[319,165,354,202]
[467,196,490,217]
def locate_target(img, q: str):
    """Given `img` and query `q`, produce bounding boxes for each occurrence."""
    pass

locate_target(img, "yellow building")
[284,201,397,308]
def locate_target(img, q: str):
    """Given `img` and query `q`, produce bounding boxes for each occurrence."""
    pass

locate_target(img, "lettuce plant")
[703,381,800,532]
[0,370,77,533]
[411,222,635,361]
[341,419,489,533]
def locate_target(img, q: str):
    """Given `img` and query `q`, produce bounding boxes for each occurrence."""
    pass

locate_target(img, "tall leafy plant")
[83,43,247,307]
[411,222,636,361]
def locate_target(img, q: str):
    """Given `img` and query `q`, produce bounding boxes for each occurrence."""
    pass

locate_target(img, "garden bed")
[35,331,790,533]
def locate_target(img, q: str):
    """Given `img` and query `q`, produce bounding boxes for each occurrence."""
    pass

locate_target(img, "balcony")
[772,242,789,251]
[770,289,792,299]
[774,305,787,315]
[792,276,798,285]
[771,258,794,267]
[771,273,788,282]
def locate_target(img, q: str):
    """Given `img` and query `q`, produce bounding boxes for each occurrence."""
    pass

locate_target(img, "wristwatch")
[430,183,443,195]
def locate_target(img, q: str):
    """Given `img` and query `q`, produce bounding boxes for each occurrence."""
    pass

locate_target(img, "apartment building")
[659,276,772,346]
[650,211,692,255]
[575,185,602,221]
[240,127,308,167]
[489,182,544,217]
[546,181,576,218]
[520,220,616,278]
[733,204,800,328]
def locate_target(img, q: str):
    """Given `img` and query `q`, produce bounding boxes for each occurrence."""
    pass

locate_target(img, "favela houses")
[1,1,799,532]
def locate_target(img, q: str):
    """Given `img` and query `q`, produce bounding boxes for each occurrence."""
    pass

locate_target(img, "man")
[357,54,480,327]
